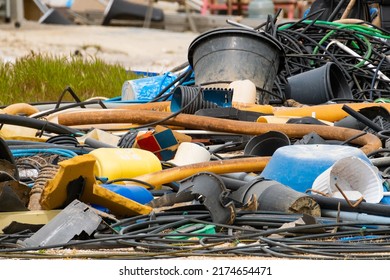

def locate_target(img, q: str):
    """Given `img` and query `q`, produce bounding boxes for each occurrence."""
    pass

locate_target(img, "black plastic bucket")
[244,131,290,156]
[188,28,284,104]
[285,62,353,105]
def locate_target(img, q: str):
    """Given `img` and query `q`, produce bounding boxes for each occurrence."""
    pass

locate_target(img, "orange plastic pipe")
[273,103,390,122]
[3,103,39,116]
[116,101,171,111]
[134,157,270,189]
[58,109,382,154]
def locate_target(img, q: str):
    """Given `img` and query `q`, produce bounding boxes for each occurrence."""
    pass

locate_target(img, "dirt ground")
[0,21,197,73]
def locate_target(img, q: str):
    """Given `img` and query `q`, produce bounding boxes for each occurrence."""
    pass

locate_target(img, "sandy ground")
[0,21,197,73]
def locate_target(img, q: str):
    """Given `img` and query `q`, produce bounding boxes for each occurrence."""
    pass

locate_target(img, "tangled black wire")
[260,19,390,103]
[2,210,390,260]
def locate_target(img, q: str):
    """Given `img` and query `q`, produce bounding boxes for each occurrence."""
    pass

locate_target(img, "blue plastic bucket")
[260,144,372,193]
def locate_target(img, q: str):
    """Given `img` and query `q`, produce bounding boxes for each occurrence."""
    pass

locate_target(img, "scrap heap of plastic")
[2,16,390,260]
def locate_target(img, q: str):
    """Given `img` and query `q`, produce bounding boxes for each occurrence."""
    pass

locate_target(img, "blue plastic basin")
[260,144,372,193]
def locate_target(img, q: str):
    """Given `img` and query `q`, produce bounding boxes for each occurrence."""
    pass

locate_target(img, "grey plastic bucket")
[285,62,353,105]
[188,28,284,105]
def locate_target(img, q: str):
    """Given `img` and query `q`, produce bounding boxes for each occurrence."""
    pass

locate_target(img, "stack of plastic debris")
[3,10,390,260]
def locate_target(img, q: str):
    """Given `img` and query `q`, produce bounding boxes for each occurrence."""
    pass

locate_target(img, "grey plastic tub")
[188,28,284,104]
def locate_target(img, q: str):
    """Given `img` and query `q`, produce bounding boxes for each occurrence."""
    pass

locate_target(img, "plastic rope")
[11,148,78,158]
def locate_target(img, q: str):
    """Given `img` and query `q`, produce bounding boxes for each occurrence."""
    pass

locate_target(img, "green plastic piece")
[165,223,216,240]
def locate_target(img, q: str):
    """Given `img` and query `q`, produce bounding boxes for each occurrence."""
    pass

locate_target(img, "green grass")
[0,52,138,106]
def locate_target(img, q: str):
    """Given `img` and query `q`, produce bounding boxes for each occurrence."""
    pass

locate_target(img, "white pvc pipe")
[322,209,390,223]
[331,39,390,82]
[370,157,390,167]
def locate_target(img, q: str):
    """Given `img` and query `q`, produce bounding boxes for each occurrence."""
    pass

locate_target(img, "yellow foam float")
[40,154,153,217]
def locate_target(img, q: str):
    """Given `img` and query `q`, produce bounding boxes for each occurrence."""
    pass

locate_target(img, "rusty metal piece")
[334,183,364,208]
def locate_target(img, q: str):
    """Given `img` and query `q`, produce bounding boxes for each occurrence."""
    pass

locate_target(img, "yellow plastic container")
[89,148,162,180]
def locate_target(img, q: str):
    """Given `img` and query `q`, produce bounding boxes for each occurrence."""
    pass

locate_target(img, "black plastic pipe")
[84,137,115,149]
[327,0,347,21]
[0,114,81,135]
[342,104,383,132]
[310,194,390,217]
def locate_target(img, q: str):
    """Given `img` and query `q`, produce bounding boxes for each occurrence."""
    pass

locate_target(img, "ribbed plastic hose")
[170,86,218,114]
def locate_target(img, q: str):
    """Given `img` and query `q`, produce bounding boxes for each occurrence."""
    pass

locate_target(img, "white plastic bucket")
[168,142,210,166]
[312,156,383,203]
[229,79,257,107]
